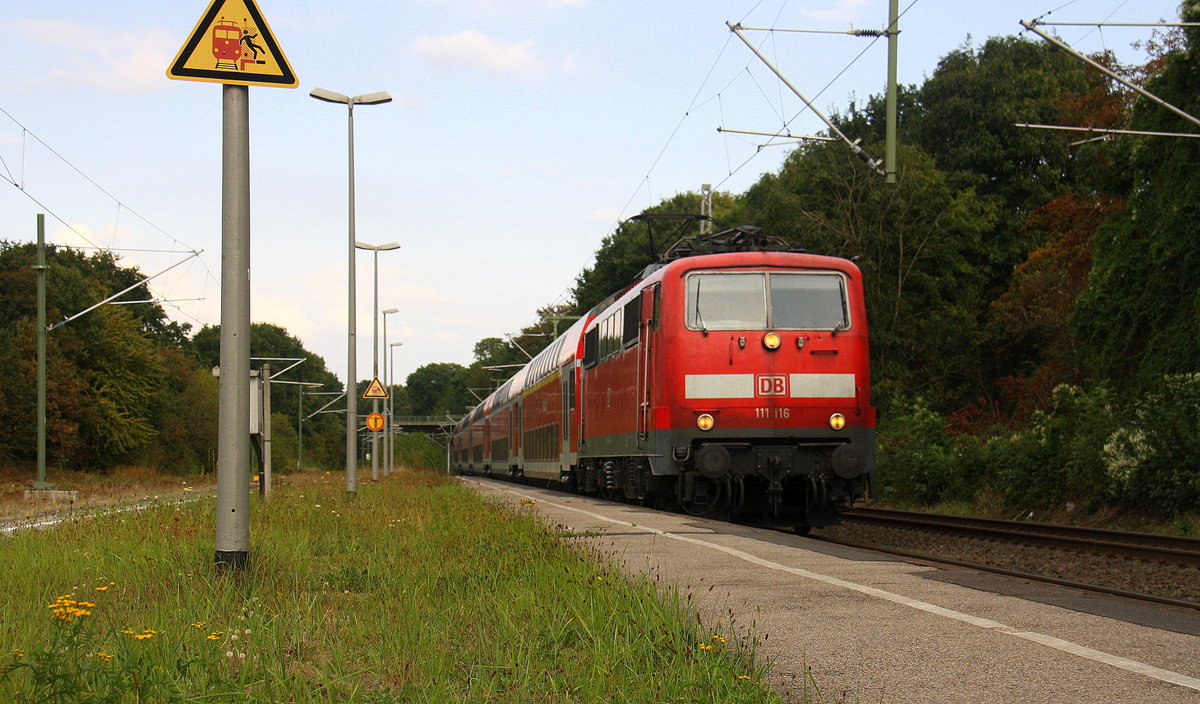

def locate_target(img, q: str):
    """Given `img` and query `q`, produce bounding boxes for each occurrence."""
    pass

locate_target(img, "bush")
[985,383,1116,511]
[877,398,971,504]
[393,433,448,471]
[877,385,1121,512]
[1102,374,1200,515]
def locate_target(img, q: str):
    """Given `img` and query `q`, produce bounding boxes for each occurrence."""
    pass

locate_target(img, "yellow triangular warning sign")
[167,0,297,88]
[362,377,389,400]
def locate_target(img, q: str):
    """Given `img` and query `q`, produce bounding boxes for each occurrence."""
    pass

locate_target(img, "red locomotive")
[453,226,876,531]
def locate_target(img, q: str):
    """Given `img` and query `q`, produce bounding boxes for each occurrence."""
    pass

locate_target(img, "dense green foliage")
[1074,13,1200,389]
[0,242,208,471]
[192,322,347,471]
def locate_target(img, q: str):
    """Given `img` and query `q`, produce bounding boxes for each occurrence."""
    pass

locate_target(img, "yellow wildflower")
[9,650,24,659]
[95,652,114,663]
[47,595,93,622]
[738,675,751,680]
[711,635,726,644]
[191,622,206,629]
[698,644,713,651]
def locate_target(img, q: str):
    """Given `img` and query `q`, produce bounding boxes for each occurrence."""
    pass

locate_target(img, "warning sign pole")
[170,0,297,573]
[214,84,252,571]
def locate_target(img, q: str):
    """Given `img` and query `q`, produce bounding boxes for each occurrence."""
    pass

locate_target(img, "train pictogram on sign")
[362,378,389,400]
[210,19,267,71]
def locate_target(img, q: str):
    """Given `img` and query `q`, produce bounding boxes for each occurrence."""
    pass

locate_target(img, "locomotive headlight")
[697,413,715,431]
[763,332,782,350]
[829,413,846,430]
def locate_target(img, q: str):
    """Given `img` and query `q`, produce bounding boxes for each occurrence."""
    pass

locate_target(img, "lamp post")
[309,87,392,496]
[356,242,400,481]
[389,340,403,475]
[382,308,399,477]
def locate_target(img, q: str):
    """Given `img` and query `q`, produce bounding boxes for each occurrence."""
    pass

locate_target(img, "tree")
[909,36,1119,288]
[405,363,472,416]
[572,190,740,313]
[0,241,189,468]
[191,322,343,432]
[988,193,1123,392]
[1074,9,1200,389]
[734,139,997,411]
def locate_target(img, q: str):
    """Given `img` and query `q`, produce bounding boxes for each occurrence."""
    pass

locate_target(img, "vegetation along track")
[817,507,1200,610]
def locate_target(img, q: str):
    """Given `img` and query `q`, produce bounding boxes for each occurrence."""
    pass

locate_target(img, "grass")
[0,465,210,523]
[0,470,784,703]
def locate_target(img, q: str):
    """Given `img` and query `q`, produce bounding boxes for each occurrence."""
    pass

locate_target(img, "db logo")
[756,375,788,397]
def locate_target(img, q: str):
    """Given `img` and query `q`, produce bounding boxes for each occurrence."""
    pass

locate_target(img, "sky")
[0,0,1185,390]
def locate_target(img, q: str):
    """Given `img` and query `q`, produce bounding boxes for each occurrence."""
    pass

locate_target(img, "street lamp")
[356,242,400,481]
[382,308,400,477]
[309,86,392,496]
[389,341,403,475]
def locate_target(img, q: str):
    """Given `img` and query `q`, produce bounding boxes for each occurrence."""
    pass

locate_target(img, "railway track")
[821,507,1200,610]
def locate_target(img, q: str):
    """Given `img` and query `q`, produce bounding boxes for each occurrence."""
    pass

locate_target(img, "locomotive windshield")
[685,271,848,331]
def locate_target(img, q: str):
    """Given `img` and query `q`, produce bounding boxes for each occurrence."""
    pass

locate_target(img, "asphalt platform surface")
[462,476,1200,704]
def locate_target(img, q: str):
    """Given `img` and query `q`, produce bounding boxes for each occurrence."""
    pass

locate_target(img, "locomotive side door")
[637,284,659,449]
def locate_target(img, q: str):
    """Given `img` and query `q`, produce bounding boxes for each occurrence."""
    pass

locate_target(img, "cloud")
[8,19,176,95]
[408,30,569,79]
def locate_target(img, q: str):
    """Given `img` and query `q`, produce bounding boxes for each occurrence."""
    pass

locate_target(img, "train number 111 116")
[754,407,790,419]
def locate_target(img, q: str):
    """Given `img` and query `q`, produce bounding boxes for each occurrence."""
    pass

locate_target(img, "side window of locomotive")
[622,297,641,348]
[686,273,768,330]
[583,327,599,367]
[769,273,849,330]
[599,309,623,360]
[599,317,611,358]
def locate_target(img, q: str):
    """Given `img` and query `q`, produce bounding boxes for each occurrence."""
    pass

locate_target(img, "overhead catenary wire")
[1033,21,1200,27]
[0,104,217,324]
[576,0,917,303]
[713,0,922,190]
[1021,20,1200,129]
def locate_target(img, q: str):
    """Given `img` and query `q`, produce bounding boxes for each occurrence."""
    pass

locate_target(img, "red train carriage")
[453,226,876,531]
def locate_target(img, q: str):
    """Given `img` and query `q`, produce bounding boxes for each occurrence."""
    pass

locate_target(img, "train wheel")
[680,473,725,517]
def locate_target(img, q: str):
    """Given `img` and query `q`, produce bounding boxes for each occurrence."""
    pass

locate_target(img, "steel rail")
[815,534,1200,611]
[841,507,1200,566]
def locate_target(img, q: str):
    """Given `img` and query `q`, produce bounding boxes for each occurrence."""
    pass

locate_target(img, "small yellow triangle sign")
[167,0,298,88]
[362,377,389,400]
